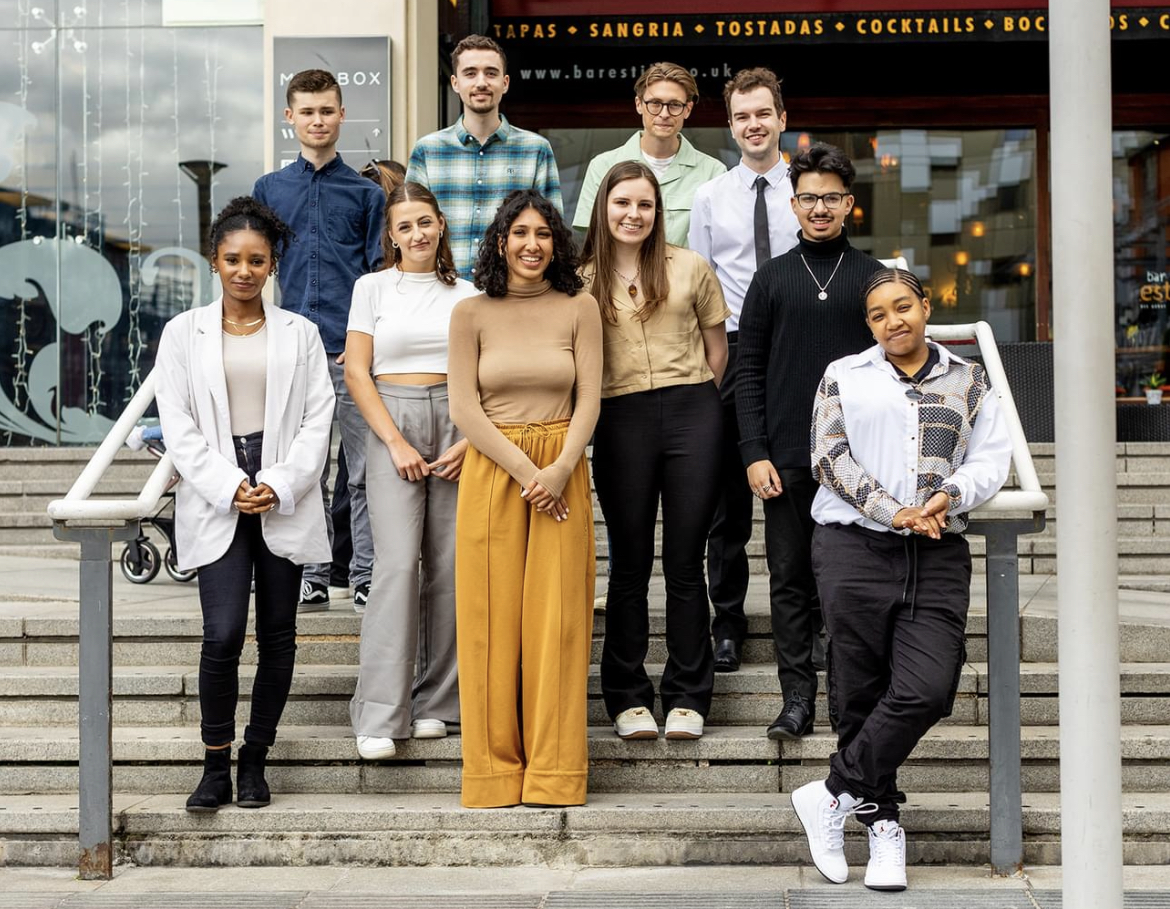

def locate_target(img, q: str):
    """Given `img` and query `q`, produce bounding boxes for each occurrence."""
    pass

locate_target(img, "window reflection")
[1114,130,1170,397]
[553,125,1039,344]
[0,2,261,445]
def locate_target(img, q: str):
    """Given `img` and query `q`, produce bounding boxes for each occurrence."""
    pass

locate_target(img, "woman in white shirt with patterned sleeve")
[790,267,1011,893]
[344,183,478,761]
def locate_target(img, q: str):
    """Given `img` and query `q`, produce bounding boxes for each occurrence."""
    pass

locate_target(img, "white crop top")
[347,269,478,375]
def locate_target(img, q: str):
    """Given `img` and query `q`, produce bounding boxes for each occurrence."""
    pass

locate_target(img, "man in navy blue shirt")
[253,68,384,613]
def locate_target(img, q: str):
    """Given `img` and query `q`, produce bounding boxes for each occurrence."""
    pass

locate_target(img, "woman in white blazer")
[154,197,334,813]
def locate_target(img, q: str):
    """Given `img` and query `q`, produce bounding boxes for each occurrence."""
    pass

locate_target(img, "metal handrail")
[47,370,175,523]
[929,321,1049,514]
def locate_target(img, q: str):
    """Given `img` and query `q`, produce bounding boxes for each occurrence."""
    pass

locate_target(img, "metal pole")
[975,522,1028,874]
[1049,1,1124,905]
[54,524,137,880]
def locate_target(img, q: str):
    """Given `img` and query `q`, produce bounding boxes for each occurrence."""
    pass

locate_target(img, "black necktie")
[753,175,771,270]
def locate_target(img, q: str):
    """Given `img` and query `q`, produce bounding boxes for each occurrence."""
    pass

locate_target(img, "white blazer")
[154,298,335,570]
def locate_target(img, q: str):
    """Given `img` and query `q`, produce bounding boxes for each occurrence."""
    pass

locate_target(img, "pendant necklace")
[800,252,846,301]
[613,265,641,299]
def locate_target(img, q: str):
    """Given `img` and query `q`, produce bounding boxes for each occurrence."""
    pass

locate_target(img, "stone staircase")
[3,442,1170,869]
[7,443,1170,574]
[1,572,1170,868]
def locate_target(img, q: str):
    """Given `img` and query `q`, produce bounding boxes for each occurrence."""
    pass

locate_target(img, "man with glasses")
[689,67,800,675]
[736,143,882,740]
[253,68,384,614]
[572,62,725,247]
[408,34,562,276]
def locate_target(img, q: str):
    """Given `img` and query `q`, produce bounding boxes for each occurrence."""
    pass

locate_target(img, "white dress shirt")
[810,341,1012,534]
[688,158,801,329]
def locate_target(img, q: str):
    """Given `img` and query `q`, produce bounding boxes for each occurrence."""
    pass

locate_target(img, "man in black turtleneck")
[736,143,881,740]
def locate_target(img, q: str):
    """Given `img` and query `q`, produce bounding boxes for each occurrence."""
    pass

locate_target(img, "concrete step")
[3,724,1169,796]
[2,661,1168,728]
[2,791,1169,867]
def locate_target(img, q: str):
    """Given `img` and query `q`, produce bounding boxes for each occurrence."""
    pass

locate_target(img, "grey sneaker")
[297,580,330,613]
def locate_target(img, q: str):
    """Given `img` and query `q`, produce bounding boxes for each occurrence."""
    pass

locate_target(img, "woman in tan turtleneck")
[447,189,603,809]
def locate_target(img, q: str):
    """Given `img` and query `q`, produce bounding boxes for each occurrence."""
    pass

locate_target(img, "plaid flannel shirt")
[406,115,562,276]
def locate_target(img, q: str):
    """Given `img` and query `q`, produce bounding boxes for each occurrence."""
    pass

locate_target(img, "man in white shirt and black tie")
[689,68,801,674]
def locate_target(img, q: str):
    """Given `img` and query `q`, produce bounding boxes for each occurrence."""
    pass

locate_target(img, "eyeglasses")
[794,192,847,210]
[641,98,688,116]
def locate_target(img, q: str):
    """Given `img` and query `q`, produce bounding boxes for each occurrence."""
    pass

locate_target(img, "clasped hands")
[521,479,569,522]
[388,438,469,483]
[893,491,951,540]
[234,481,279,514]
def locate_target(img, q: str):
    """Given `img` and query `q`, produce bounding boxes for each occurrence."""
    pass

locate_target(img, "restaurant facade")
[0,0,1167,444]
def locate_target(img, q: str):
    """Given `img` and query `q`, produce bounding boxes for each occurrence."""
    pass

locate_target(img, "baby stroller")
[120,424,197,584]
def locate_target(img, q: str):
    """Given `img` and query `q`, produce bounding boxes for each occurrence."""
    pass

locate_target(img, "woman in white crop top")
[344,183,478,760]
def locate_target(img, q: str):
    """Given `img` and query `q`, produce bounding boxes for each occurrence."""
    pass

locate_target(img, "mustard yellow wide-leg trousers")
[455,420,596,808]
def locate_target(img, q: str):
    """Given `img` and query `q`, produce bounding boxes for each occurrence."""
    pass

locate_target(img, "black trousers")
[761,467,822,701]
[595,382,721,718]
[196,431,302,748]
[812,522,971,824]
[329,442,352,588]
[706,335,754,645]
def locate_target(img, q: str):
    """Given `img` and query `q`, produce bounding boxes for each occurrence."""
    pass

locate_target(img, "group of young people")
[152,34,1012,892]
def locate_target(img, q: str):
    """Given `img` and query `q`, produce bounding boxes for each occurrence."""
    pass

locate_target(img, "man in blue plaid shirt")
[407,35,562,276]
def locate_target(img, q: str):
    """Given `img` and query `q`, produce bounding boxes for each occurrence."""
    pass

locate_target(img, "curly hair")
[208,196,295,265]
[580,160,670,324]
[381,182,459,286]
[861,266,927,313]
[473,190,583,298]
[788,142,856,193]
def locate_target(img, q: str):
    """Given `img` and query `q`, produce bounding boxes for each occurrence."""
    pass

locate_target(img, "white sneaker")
[355,735,396,760]
[411,719,448,739]
[790,779,876,884]
[613,707,658,740]
[664,707,704,740]
[865,819,908,891]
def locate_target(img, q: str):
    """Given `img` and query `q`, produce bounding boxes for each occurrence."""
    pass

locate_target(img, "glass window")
[1114,129,1170,398]
[0,2,262,445]
[550,125,1039,343]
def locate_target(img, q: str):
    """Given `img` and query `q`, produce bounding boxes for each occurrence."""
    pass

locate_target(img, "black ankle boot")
[236,743,271,808]
[186,748,232,813]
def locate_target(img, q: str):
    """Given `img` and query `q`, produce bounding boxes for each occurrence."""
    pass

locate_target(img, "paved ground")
[2,863,1170,905]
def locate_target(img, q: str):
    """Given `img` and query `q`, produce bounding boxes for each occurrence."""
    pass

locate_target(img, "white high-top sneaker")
[865,818,908,891]
[790,780,875,884]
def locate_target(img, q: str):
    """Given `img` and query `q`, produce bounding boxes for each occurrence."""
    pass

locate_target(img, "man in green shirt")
[572,62,726,247]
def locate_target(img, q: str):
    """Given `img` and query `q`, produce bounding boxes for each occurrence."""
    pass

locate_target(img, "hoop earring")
[439,230,444,239]
[391,240,399,249]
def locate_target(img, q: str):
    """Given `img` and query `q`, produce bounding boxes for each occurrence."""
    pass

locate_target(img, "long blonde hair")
[580,160,670,324]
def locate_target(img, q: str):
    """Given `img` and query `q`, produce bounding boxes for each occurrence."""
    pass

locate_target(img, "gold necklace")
[612,266,641,299]
[222,315,266,337]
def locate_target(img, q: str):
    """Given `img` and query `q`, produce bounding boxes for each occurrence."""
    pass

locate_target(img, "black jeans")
[196,431,301,748]
[812,522,971,824]
[761,467,822,701]
[706,335,754,645]
[595,382,722,718]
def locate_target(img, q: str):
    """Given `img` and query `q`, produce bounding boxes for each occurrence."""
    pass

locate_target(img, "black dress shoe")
[713,638,741,673]
[766,694,815,741]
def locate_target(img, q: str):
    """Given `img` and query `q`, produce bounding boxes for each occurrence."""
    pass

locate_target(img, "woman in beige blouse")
[581,160,729,743]
[447,189,603,808]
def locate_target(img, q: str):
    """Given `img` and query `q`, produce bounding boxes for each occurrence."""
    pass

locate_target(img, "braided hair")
[860,266,927,313]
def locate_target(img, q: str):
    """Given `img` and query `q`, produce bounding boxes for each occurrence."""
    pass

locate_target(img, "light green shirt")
[571,131,727,248]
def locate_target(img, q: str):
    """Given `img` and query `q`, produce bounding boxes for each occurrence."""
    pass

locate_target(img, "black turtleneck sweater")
[736,230,882,470]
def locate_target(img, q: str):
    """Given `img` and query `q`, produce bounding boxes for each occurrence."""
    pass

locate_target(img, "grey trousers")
[349,381,461,739]
[303,356,374,589]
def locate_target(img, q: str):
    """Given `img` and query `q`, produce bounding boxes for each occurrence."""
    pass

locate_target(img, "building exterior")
[0,0,1167,445]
